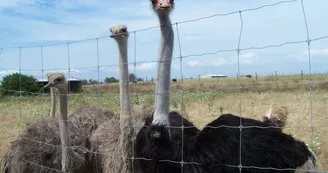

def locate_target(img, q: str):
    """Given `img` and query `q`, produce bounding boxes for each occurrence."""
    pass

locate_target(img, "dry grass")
[83,74,328,94]
[0,76,328,171]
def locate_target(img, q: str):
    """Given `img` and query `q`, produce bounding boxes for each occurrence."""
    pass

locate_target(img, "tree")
[0,73,40,96]
[81,79,88,85]
[88,79,98,84]
[129,73,136,82]
[172,79,177,83]
[105,77,118,83]
[137,77,143,82]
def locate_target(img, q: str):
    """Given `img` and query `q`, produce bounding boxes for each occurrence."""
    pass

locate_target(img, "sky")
[0,0,327,82]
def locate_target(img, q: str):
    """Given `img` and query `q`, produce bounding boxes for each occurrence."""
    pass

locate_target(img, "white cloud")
[286,48,328,62]
[188,58,232,67]
[130,62,156,71]
[187,52,259,67]
[0,70,18,76]
[239,52,260,64]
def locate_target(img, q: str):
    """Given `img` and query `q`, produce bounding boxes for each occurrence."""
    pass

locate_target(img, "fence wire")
[0,0,327,172]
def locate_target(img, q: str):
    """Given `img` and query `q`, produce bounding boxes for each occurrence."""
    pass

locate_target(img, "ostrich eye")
[56,78,62,82]
[120,28,127,33]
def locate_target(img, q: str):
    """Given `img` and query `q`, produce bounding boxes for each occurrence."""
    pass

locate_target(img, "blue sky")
[0,0,327,82]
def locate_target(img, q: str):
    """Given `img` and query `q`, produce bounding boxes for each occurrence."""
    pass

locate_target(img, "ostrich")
[1,73,89,173]
[134,0,318,172]
[110,24,134,173]
[44,73,72,172]
[88,25,144,173]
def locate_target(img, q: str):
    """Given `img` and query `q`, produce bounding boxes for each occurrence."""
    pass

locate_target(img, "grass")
[83,73,328,94]
[0,74,328,170]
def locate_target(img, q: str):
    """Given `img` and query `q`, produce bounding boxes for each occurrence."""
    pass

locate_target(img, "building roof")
[200,74,227,77]
[37,77,81,82]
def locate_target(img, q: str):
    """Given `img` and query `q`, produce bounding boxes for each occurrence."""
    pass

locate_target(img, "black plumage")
[135,112,316,173]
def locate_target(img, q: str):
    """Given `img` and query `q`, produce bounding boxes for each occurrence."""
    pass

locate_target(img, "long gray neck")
[58,85,69,172]
[50,87,56,117]
[117,39,132,123]
[59,87,68,123]
[116,37,134,173]
[152,14,174,126]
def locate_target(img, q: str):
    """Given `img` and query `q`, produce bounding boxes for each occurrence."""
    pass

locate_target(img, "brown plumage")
[69,106,117,138]
[89,105,153,173]
[262,104,289,128]
[1,73,93,173]
[1,117,89,173]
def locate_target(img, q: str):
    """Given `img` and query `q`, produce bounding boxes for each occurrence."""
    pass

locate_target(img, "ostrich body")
[134,0,317,172]
[137,113,317,173]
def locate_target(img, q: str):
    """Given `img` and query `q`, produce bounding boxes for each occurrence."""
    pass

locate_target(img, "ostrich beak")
[44,82,54,88]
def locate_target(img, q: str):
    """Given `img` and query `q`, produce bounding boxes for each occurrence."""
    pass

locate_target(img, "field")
[1,74,328,170]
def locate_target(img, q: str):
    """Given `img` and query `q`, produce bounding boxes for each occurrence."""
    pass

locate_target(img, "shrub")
[0,73,40,96]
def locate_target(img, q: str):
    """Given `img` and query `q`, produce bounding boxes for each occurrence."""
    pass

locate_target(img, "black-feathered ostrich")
[134,0,318,172]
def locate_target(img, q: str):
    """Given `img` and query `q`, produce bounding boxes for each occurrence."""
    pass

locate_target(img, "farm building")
[37,77,82,93]
[200,74,227,79]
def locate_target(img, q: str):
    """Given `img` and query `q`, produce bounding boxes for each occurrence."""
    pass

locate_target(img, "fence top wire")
[0,0,299,49]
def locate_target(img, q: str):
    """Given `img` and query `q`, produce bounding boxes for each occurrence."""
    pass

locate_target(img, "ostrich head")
[110,25,129,40]
[44,73,68,90]
[150,0,174,14]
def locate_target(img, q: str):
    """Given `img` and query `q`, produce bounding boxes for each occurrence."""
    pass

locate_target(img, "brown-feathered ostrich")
[88,25,142,173]
[1,73,89,173]
[110,24,134,173]
[134,0,318,172]
[46,73,116,172]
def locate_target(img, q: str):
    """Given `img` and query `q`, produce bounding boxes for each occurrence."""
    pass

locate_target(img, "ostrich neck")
[153,14,174,125]
[50,87,56,117]
[117,39,132,124]
[58,86,69,172]
[116,38,134,173]
[59,87,68,122]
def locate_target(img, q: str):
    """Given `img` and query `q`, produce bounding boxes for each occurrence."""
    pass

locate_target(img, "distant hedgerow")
[0,73,41,96]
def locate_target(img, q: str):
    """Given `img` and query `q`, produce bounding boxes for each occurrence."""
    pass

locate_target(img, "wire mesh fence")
[0,0,328,172]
